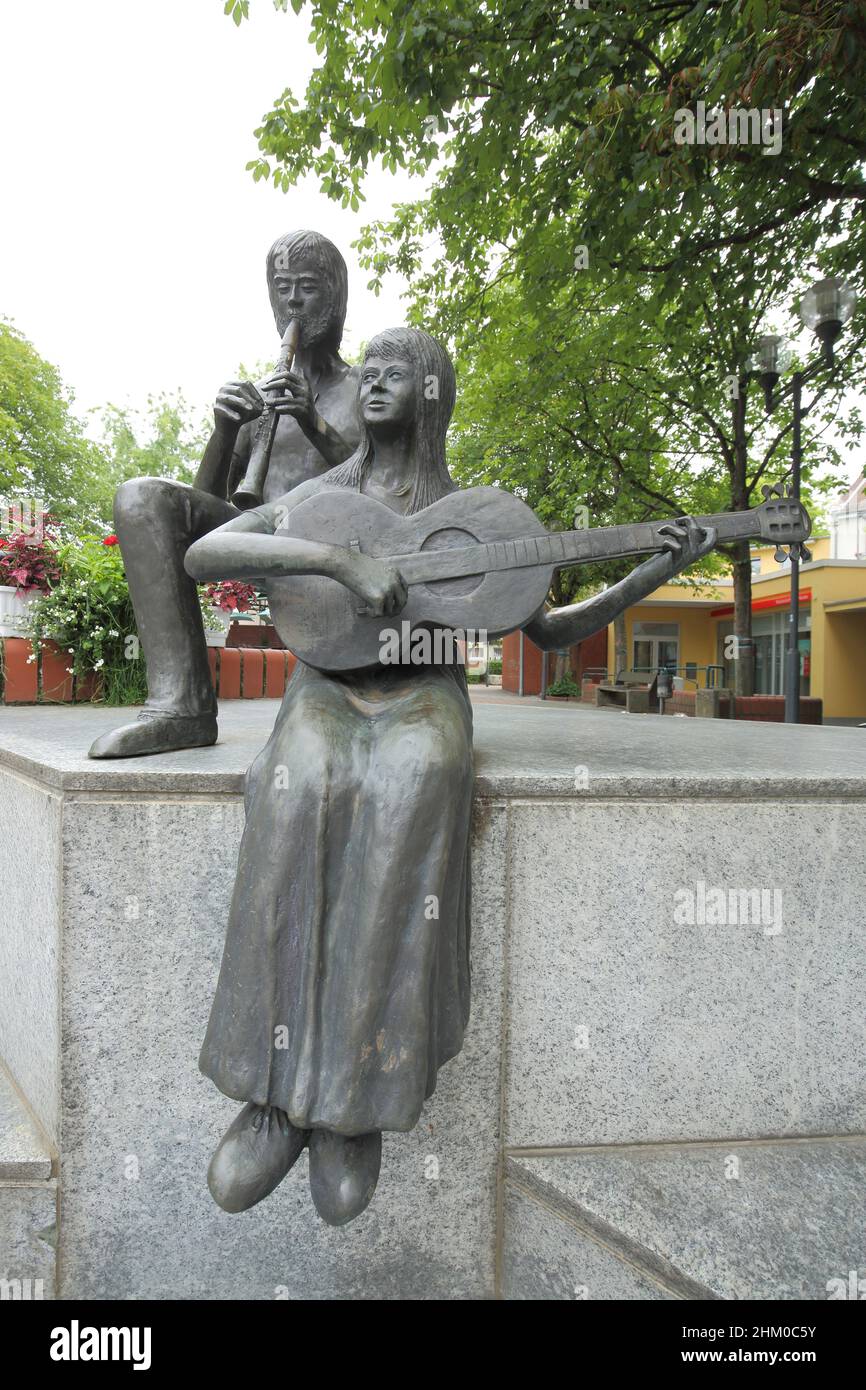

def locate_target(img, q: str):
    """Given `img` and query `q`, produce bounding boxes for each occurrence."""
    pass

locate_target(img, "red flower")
[103,535,119,546]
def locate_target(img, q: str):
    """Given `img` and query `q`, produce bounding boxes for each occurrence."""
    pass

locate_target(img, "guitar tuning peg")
[774,545,789,564]
[798,543,812,563]
[772,483,784,498]
[785,484,795,499]
[761,485,773,501]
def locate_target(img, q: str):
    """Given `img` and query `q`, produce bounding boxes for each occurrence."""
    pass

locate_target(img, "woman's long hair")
[327,327,456,514]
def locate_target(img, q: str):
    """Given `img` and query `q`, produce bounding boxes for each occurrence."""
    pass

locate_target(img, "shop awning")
[711,588,812,618]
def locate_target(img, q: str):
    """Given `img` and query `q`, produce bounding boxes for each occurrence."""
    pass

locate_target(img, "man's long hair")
[327,327,456,514]
[266,230,348,350]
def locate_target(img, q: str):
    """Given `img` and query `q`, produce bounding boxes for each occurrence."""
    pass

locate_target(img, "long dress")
[199,644,474,1136]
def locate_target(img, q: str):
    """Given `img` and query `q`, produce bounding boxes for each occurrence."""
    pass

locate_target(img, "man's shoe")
[88,709,218,759]
[207,1103,309,1214]
[308,1129,382,1227]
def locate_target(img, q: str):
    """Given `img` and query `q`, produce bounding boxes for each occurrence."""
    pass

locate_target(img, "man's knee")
[114,478,235,538]
[113,476,187,526]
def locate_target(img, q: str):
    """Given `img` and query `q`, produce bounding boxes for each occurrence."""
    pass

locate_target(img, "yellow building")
[606,533,866,721]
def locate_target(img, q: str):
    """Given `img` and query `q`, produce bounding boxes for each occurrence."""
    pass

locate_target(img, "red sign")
[711,589,811,618]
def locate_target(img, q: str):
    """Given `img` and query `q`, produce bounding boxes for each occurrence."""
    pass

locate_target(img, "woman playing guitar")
[185,326,715,1226]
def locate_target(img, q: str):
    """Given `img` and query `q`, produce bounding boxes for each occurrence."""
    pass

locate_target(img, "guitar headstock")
[756,483,813,564]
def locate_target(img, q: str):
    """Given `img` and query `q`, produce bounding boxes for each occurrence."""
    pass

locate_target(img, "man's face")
[359,357,416,430]
[270,258,333,343]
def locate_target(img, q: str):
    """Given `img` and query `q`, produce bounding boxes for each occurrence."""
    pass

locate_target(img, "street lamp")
[748,276,856,723]
[746,335,793,413]
[799,278,857,365]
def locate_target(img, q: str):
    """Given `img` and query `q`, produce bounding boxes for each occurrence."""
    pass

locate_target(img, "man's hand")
[338,552,408,617]
[657,517,716,575]
[260,368,316,430]
[214,380,265,429]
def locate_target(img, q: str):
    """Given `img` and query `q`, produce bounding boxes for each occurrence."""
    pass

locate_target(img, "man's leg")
[88,477,238,758]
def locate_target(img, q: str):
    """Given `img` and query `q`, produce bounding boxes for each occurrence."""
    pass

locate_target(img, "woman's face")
[359,357,416,429]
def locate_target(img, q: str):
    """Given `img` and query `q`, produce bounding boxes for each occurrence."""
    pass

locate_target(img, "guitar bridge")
[348,538,368,615]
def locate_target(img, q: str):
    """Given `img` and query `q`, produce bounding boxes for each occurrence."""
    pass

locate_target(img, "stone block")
[0,1181,56,1300]
[0,1069,52,1180]
[1,702,865,1300]
[696,687,727,718]
[0,771,60,1143]
[505,1140,866,1300]
[500,1179,676,1300]
[54,794,506,1298]
[504,796,866,1147]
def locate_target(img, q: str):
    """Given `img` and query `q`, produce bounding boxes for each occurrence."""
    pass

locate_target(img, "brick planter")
[1,638,297,704]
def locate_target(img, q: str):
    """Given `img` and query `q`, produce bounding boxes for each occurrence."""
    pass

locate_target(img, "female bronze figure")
[186,326,714,1225]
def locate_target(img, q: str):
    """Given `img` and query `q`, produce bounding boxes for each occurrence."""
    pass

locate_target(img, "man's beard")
[274,302,335,348]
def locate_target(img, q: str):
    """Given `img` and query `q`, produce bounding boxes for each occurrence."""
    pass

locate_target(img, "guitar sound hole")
[420,526,484,597]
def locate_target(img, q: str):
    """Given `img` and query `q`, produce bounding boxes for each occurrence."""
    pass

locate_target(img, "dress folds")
[199,658,473,1135]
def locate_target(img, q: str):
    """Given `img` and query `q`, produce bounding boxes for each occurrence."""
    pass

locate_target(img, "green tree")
[96,393,211,510]
[0,319,108,530]
[233,0,865,689]
[242,0,866,306]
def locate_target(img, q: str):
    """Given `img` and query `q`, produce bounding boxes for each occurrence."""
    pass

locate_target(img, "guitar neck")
[395,508,762,586]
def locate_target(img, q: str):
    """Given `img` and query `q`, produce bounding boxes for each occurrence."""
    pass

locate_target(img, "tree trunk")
[732,545,755,695]
[614,611,628,680]
[731,386,754,697]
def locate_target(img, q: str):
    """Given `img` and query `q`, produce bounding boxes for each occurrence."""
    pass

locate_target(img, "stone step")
[503,1137,866,1301]
[0,1067,53,1181]
[0,1067,56,1300]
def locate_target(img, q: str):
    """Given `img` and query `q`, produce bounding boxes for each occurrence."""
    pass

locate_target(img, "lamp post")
[746,278,856,723]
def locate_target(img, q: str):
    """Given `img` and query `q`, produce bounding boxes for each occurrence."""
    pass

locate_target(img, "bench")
[595,670,659,714]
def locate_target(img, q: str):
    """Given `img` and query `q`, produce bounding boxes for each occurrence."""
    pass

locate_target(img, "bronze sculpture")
[88,230,361,759]
[183,326,750,1225]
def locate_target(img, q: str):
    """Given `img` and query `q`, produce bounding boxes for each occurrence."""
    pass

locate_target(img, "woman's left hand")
[657,517,716,574]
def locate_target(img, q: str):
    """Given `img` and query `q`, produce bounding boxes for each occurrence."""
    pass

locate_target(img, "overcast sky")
[0,1,861,491]
[0,0,419,427]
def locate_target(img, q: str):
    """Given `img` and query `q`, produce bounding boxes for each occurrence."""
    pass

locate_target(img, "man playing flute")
[88,230,362,759]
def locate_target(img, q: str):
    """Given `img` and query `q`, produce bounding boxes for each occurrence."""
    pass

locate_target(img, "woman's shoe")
[308,1129,382,1226]
[207,1103,309,1213]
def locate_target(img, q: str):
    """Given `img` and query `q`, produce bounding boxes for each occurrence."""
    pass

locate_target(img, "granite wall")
[1,705,864,1299]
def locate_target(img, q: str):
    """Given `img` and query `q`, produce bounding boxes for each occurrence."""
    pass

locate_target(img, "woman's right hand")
[339,553,408,617]
[214,380,265,429]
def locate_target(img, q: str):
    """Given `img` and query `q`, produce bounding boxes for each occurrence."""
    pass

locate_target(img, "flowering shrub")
[0,521,61,593]
[25,534,146,704]
[17,533,261,704]
[203,580,259,614]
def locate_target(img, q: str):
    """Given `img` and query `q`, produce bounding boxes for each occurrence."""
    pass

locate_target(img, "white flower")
[66,667,73,674]
[93,658,104,669]
[108,629,119,637]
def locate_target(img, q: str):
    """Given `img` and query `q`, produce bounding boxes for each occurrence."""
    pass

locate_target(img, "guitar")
[265,482,811,671]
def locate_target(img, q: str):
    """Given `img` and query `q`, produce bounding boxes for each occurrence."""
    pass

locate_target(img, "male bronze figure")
[88,230,361,759]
